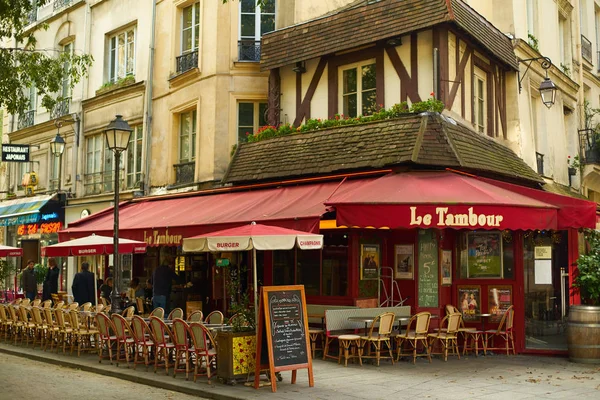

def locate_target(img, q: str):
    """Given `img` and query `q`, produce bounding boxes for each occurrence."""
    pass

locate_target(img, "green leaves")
[575,229,600,305]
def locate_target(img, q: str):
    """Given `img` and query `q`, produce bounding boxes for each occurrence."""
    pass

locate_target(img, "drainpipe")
[143,0,157,196]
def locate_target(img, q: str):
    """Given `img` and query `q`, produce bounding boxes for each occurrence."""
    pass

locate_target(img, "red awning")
[59,180,368,246]
[326,171,564,230]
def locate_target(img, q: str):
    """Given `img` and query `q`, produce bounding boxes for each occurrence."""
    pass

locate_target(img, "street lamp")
[104,115,132,314]
[518,56,558,109]
[51,125,66,192]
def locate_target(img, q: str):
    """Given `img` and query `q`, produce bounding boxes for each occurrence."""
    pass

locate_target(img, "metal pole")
[58,153,62,192]
[110,150,122,314]
[253,247,258,333]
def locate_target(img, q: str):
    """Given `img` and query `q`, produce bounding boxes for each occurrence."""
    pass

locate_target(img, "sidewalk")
[1,342,599,400]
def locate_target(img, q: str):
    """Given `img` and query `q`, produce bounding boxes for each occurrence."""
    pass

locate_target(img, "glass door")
[523,231,569,350]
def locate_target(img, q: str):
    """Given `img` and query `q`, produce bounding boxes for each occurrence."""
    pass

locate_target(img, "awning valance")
[0,194,58,226]
[59,180,369,246]
[325,171,595,231]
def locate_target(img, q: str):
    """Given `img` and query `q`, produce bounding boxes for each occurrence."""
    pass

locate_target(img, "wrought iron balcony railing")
[84,170,124,196]
[174,161,195,185]
[175,50,199,74]
[582,35,593,64]
[51,97,71,119]
[579,128,600,165]
[54,0,71,12]
[27,8,37,25]
[17,110,35,130]
[238,40,261,62]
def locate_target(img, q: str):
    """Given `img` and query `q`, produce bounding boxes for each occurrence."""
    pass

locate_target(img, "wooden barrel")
[567,305,600,364]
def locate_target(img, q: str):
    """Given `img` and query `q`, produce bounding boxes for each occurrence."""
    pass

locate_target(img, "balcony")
[51,97,70,119]
[579,128,600,165]
[582,35,593,64]
[53,0,71,11]
[84,171,124,196]
[175,50,198,75]
[27,8,37,25]
[174,162,195,185]
[238,40,261,62]
[17,110,35,130]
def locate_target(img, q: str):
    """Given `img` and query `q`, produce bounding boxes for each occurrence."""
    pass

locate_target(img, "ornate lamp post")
[50,129,66,191]
[104,115,132,314]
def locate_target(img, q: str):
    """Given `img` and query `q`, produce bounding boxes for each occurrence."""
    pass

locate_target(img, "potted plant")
[568,228,600,363]
[34,263,48,296]
[216,264,257,385]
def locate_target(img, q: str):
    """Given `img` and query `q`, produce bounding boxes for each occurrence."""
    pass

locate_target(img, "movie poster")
[394,245,414,279]
[457,285,481,322]
[360,244,380,280]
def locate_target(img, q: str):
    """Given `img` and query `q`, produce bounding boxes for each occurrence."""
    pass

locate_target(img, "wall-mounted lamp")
[51,119,67,192]
[518,56,557,109]
[385,36,402,47]
[292,61,306,73]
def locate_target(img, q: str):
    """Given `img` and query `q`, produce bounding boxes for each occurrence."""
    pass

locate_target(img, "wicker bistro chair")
[31,299,41,307]
[122,306,135,319]
[94,304,106,314]
[53,301,65,310]
[130,316,155,370]
[0,305,9,340]
[135,298,146,317]
[42,307,59,351]
[96,312,118,363]
[172,318,192,379]
[7,305,24,345]
[359,312,396,366]
[188,310,203,323]
[21,298,31,307]
[483,305,515,356]
[18,306,36,346]
[30,306,48,350]
[168,308,184,321]
[396,312,432,364]
[428,312,462,361]
[54,309,73,354]
[41,300,52,308]
[150,307,165,319]
[149,316,176,375]
[68,302,80,311]
[204,310,224,325]
[71,309,100,357]
[80,302,93,312]
[111,313,135,366]
[188,322,218,384]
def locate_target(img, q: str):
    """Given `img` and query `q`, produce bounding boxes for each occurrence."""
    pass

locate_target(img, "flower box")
[216,330,256,385]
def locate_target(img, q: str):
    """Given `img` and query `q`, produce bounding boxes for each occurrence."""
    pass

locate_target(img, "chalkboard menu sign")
[418,229,439,308]
[254,285,314,392]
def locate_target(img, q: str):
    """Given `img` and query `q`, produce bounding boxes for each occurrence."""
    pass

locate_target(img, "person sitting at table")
[100,277,113,304]
[128,277,145,300]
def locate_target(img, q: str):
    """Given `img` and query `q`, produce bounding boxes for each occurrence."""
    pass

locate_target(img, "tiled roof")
[223,113,542,184]
[261,0,518,71]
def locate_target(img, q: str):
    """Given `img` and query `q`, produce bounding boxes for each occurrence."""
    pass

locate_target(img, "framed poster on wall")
[360,244,380,280]
[394,245,414,279]
[457,285,481,322]
[441,250,452,285]
[488,285,512,323]
[467,232,503,278]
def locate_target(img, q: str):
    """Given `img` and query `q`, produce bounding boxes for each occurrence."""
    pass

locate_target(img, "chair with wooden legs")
[42,307,59,351]
[71,309,100,357]
[130,316,154,371]
[150,307,164,319]
[168,308,184,320]
[188,322,217,384]
[135,298,146,317]
[359,312,395,366]
[41,300,52,308]
[172,318,192,380]
[68,302,80,311]
[204,310,224,325]
[428,312,462,361]
[7,305,24,345]
[483,305,515,355]
[53,301,64,310]
[80,302,93,312]
[18,306,36,346]
[21,299,31,307]
[122,306,135,319]
[94,304,106,314]
[30,307,48,350]
[149,316,175,375]
[0,305,12,342]
[396,311,432,364]
[111,313,135,366]
[96,312,117,363]
[54,309,73,354]
[188,310,203,322]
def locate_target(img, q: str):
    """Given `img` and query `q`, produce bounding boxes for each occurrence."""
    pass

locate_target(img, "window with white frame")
[473,68,487,134]
[181,2,200,54]
[126,125,143,188]
[526,0,537,37]
[237,101,267,143]
[179,110,197,163]
[109,27,135,83]
[62,42,73,98]
[340,61,377,118]
[50,151,60,190]
[238,0,275,61]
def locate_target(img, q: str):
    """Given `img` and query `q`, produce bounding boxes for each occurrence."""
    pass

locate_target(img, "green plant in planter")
[0,259,14,290]
[34,263,48,285]
[224,264,256,332]
[574,228,600,305]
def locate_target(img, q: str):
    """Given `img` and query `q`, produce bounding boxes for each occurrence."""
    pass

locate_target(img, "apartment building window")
[238,0,275,61]
[109,28,135,83]
[238,101,267,143]
[51,43,73,119]
[176,2,200,74]
[179,110,196,163]
[18,86,36,130]
[84,134,121,195]
[18,163,31,190]
[126,125,143,188]
[340,61,377,118]
[559,14,572,71]
[596,6,600,71]
[473,68,487,134]
[527,0,537,37]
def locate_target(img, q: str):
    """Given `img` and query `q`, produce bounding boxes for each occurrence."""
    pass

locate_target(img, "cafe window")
[322,233,348,296]
[273,249,294,286]
[296,250,320,296]
[457,230,514,279]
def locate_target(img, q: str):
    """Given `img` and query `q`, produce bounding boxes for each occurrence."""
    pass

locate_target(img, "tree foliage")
[575,228,600,305]
[0,0,93,115]
[222,0,269,8]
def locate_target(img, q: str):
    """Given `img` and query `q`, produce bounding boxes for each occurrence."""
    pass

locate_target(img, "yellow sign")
[175,256,186,272]
[534,246,552,259]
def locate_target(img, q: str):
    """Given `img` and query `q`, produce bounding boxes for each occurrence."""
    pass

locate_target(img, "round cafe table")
[472,313,492,332]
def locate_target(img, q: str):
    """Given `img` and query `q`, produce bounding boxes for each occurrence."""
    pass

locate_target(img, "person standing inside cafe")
[21,260,37,301]
[152,256,178,315]
[42,258,60,302]
[72,262,95,305]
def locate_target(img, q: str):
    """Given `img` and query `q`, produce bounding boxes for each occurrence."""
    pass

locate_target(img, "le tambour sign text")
[410,206,504,228]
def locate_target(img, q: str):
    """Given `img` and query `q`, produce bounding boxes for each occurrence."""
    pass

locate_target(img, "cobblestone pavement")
[0,352,206,400]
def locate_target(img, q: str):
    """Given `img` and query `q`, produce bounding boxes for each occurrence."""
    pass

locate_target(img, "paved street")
[0,353,206,400]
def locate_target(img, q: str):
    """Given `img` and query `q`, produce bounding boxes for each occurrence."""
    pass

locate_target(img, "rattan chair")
[18,306,36,346]
[428,312,462,361]
[7,305,23,345]
[94,304,106,314]
[130,315,154,370]
[172,318,192,379]
[204,310,224,325]
[122,305,135,318]
[54,309,73,354]
[188,322,217,384]
[70,309,99,357]
[52,301,65,310]
[68,302,80,311]
[396,311,432,364]
[150,307,165,319]
[0,305,12,341]
[21,298,31,307]
[111,313,135,366]
[41,300,52,308]
[135,297,146,317]
[42,307,59,352]
[483,305,515,355]
[31,299,41,307]
[168,307,184,320]
[188,310,203,322]
[359,312,395,366]
[80,302,93,312]
[149,316,175,375]
[96,312,117,363]
[30,306,48,350]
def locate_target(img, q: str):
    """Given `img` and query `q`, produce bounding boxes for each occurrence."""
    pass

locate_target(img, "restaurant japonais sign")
[2,144,30,162]
[410,206,503,228]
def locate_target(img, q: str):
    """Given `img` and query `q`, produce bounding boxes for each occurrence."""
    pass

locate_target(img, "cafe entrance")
[523,231,569,351]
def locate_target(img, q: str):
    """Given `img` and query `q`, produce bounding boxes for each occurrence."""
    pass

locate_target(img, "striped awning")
[0,194,56,226]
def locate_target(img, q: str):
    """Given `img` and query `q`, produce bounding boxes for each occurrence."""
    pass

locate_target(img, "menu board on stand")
[418,229,439,308]
[254,285,314,393]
